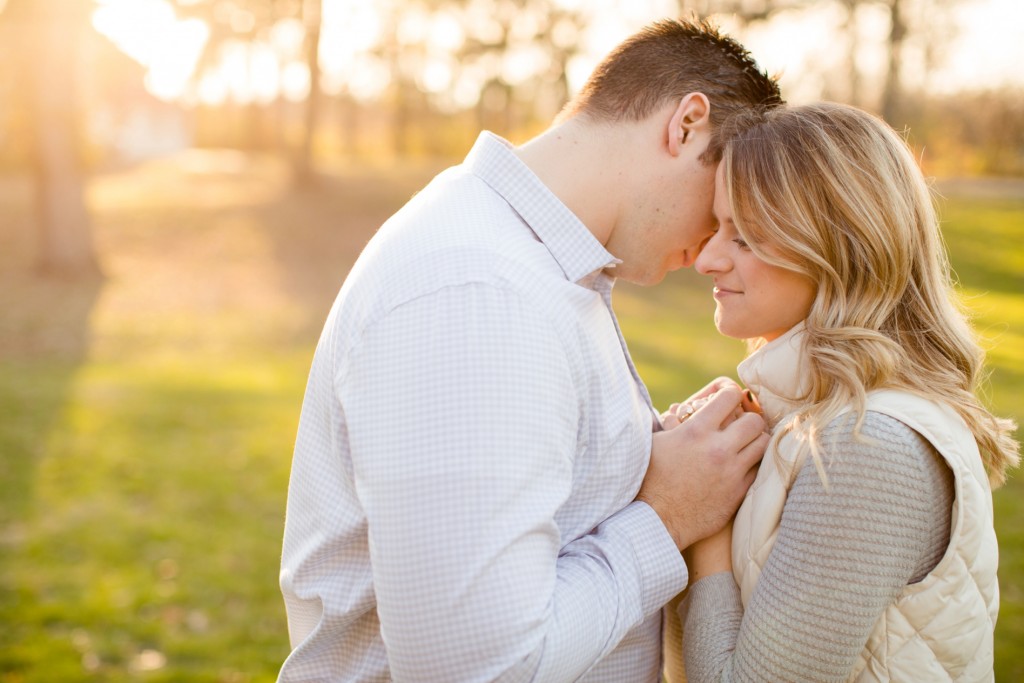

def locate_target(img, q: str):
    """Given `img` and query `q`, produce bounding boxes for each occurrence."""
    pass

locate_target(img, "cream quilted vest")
[728,325,999,682]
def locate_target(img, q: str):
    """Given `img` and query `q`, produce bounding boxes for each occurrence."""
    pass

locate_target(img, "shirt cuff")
[614,501,689,615]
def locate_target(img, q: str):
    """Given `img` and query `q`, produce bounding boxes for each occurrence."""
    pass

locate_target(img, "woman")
[666,103,1019,682]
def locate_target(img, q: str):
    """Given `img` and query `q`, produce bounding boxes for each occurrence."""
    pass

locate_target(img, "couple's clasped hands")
[637,377,767,581]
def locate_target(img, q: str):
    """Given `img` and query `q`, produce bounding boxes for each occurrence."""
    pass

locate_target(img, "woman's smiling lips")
[713,284,741,299]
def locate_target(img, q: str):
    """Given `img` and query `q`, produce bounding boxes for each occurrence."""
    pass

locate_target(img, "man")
[279,18,782,682]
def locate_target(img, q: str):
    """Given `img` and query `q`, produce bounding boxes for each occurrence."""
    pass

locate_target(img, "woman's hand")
[682,376,741,406]
[662,377,763,430]
[682,521,734,586]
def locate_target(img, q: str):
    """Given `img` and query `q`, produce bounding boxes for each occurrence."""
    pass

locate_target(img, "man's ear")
[667,93,711,157]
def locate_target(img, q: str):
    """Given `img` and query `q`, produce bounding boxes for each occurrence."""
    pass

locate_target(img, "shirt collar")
[463,131,620,285]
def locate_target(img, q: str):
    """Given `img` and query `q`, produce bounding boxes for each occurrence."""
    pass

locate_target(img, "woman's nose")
[695,234,724,275]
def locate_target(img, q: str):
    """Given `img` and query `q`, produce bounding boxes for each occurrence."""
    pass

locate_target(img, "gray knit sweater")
[680,411,955,682]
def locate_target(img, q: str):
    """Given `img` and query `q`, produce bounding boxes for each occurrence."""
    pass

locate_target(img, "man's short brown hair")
[562,18,783,163]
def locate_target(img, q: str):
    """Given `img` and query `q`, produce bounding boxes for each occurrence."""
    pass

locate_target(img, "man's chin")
[650,262,686,284]
[636,270,668,287]
[616,263,673,287]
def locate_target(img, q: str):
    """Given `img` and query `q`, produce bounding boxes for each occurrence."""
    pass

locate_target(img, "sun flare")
[92,0,208,101]
[88,0,1024,105]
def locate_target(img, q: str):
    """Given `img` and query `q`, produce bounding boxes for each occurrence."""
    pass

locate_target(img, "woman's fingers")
[669,385,761,429]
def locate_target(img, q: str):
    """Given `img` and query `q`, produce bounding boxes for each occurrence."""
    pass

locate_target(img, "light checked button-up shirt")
[278,132,688,682]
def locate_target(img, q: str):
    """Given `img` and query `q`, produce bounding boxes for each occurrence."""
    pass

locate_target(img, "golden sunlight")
[88,0,1024,106]
[932,0,1024,93]
[92,0,208,101]
[744,0,1024,98]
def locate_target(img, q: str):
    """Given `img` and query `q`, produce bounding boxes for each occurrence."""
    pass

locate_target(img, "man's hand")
[638,386,767,550]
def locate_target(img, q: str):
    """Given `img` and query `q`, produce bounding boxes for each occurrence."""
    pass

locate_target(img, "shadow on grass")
[0,177,103,517]
[0,154,442,681]
[0,176,103,677]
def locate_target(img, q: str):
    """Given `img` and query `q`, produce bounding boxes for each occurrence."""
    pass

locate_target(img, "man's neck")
[513,118,635,246]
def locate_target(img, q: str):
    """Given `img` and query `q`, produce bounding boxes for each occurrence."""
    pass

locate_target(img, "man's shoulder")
[358,171,560,291]
[398,163,515,227]
[329,180,566,330]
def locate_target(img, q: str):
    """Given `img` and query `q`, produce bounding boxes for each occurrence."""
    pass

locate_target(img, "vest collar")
[737,323,810,429]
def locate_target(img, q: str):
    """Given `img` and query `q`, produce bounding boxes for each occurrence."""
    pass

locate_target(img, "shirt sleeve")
[681,412,954,683]
[342,281,686,682]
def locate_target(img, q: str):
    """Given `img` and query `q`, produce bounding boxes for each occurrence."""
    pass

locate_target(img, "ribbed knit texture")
[681,411,955,682]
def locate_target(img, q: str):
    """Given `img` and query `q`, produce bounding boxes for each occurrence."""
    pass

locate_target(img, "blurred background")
[1,0,1021,681]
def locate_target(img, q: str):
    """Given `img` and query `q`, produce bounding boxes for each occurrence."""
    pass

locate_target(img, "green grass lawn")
[1,158,1021,681]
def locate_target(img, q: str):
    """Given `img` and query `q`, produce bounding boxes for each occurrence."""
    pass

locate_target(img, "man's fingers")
[736,429,770,468]
[742,461,760,489]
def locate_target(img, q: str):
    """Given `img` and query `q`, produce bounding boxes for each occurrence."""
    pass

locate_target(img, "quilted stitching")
[734,391,998,682]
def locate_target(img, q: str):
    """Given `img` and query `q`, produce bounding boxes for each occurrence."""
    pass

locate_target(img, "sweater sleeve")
[681,411,955,683]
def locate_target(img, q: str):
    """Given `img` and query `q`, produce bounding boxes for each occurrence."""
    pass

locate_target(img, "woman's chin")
[713,323,746,341]
[713,314,744,340]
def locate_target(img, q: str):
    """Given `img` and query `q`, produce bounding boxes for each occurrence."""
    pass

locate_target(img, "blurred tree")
[677,0,803,22]
[69,0,1000,175]
[373,0,431,156]
[360,0,592,155]
[678,0,966,124]
[880,0,907,122]
[1,0,102,278]
[294,0,322,184]
[839,0,963,124]
[909,89,1024,176]
[175,0,324,181]
[176,0,286,147]
[460,0,525,135]
[532,5,587,123]
[456,0,587,135]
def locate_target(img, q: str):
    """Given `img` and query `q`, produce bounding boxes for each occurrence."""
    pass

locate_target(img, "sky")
[929,0,1024,92]
[90,0,1024,106]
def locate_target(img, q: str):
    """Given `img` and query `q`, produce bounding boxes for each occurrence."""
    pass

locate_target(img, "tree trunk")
[6,0,102,278]
[840,0,863,106]
[294,0,323,185]
[338,93,359,158]
[393,82,411,157]
[880,0,907,124]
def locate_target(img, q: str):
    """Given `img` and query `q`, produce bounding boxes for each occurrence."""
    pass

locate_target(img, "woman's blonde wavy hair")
[721,102,1019,487]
